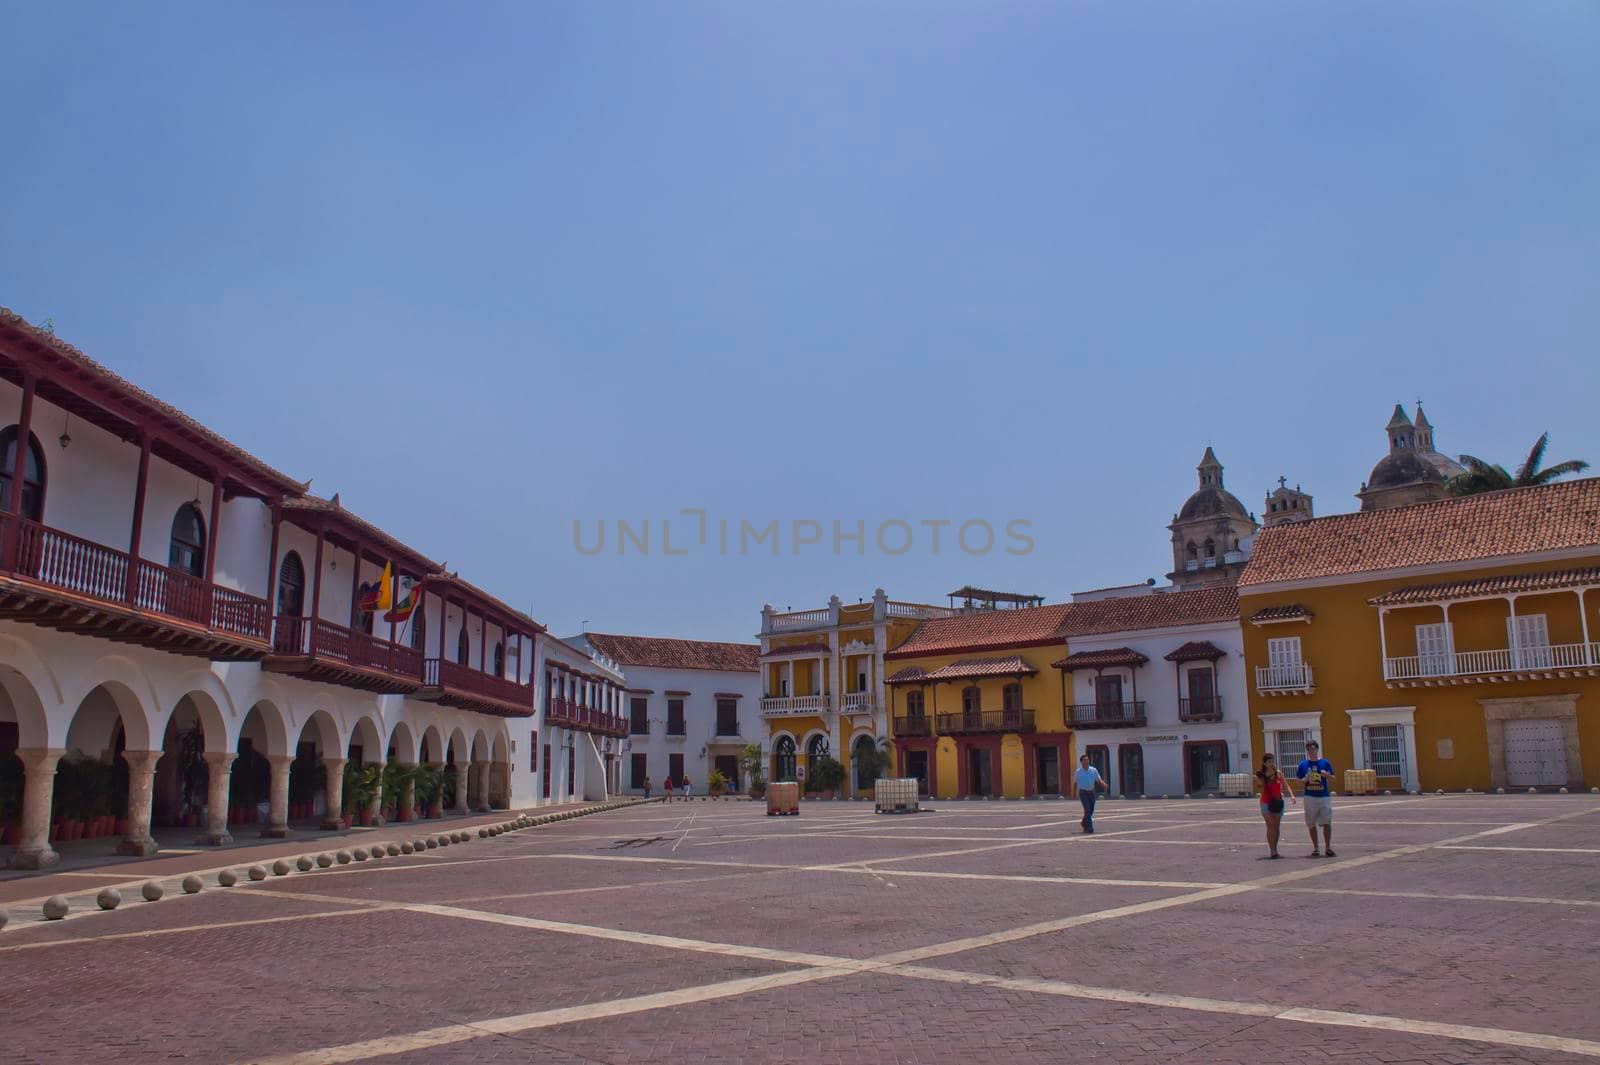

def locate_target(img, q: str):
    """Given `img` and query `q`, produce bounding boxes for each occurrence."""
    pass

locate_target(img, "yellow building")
[757,589,948,794]
[1239,478,1600,793]
[884,596,1072,799]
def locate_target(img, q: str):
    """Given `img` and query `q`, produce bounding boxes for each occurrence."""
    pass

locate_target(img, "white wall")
[608,663,763,794]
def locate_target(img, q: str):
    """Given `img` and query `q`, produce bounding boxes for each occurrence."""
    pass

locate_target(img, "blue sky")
[3,2,1596,642]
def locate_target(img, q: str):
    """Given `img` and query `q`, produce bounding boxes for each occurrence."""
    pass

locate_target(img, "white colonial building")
[565,633,760,795]
[0,309,619,870]
[1054,583,1249,797]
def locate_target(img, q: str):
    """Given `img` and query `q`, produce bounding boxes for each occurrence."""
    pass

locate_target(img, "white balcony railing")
[1384,642,1599,681]
[886,601,957,620]
[1256,662,1314,692]
[769,608,833,632]
[841,691,876,715]
[760,693,832,716]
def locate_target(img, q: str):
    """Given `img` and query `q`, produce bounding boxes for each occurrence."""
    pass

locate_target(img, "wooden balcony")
[545,697,626,736]
[0,516,270,660]
[934,708,1036,735]
[1067,701,1147,729]
[1178,696,1224,722]
[263,615,422,694]
[418,657,534,717]
[893,714,932,737]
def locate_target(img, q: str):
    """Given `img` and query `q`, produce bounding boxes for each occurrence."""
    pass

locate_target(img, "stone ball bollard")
[182,875,203,894]
[1528,787,1538,794]
[141,880,165,902]
[367,845,384,859]
[97,888,122,910]
[387,842,401,856]
[412,837,427,850]
[1560,787,1570,794]
[43,896,69,920]
[335,850,353,865]
[247,865,268,882]
[478,827,488,838]
[424,837,438,849]
[435,835,448,848]
[317,852,335,868]
[297,856,314,872]
[272,859,293,876]
[352,848,368,862]
[218,870,239,887]
[400,841,414,854]
[1497,787,1506,794]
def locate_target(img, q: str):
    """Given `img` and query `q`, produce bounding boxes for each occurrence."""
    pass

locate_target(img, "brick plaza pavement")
[3,793,1599,1063]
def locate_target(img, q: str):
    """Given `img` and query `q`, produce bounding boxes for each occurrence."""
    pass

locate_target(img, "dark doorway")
[1119,744,1145,796]
[966,747,992,797]
[1085,744,1110,785]
[630,752,647,789]
[567,745,576,797]
[668,752,685,788]
[1185,740,1229,794]
[714,754,740,791]
[1036,746,1060,796]
[906,750,929,795]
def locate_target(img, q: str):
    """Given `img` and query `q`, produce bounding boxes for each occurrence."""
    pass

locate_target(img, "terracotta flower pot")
[114,817,129,836]
[428,802,444,819]
[358,808,373,827]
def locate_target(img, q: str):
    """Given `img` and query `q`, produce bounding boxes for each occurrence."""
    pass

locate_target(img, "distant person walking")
[681,777,692,801]
[663,775,675,803]
[643,775,652,799]
[1074,754,1107,834]
[1255,753,1295,859]
[1297,739,1336,857]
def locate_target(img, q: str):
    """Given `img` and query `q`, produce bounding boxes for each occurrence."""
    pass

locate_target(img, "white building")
[1054,584,1248,797]
[566,633,760,794]
[537,635,628,803]
[0,309,613,870]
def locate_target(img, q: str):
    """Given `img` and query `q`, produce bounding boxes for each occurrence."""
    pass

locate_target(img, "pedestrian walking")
[663,775,675,803]
[1296,739,1336,857]
[643,775,652,799]
[1255,753,1295,859]
[1074,754,1107,834]
[681,777,692,801]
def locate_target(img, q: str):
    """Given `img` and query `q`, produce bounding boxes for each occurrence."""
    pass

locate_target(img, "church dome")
[1178,485,1251,522]
[1365,442,1463,491]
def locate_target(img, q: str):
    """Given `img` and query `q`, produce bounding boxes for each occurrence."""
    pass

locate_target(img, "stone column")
[469,759,487,810]
[262,754,293,837]
[368,767,385,826]
[116,749,164,856]
[196,752,236,846]
[6,748,63,870]
[489,762,506,809]
[425,762,445,817]
[397,761,416,821]
[322,757,347,830]
[453,764,469,814]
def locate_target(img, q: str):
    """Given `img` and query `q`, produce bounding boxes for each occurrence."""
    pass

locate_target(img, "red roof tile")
[1367,565,1600,607]
[922,656,1038,681]
[1239,478,1600,588]
[1052,647,1149,670]
[1054,586,1239,638]
[1249,604,1313,625]
[1164,640,1228,662]
[887,604,1071,660]
[582,632,760,673]
[887,666,928,684]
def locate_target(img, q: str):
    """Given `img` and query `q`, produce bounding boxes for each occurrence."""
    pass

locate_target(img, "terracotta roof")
[886,666,927,684]
[1367,566,1600,608]
[280,494,440,575]
[1249,604,1313,625]
[1240,478,1600,588]
[1054,586,1238,638]
[887,604,1071,659]
[1164,640,1228,662]
[0,308,306,498]
[582,632,760,673]
[761,641,832,658]
[1052,647,1149,670]
[922,656,1038,682]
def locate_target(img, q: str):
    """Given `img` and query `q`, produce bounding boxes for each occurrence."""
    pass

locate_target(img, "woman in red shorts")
[1256,753,1296,859]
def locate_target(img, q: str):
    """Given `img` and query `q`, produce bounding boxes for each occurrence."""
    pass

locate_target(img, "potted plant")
[707,769,727,797]
[384,760,415,821]
[414,763,443,819]
[808,755,845,800]
[738,743,766,800]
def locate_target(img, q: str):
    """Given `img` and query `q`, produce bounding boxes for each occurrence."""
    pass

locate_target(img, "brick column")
[322,757,347,830]
[6,748,63,869]
[262,754,293,837]
[116,749,164,856]
[196,752,236,845]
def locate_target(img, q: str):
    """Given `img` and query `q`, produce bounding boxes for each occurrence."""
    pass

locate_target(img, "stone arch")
[470,729,490,761]
[852,732,880,790]
[347,712,385,765]
[491,730,509,763]
[152,690,227,829]
[153,683,232,755]
[387,719,418,764]
[446,726,470,766]
[0,645,53,750]
[772,733,798,782]
[72,654,160,751]
[295,709,342,757]
[419,722,446,765]
[65,679,152,756]
[801,729,831,759]
[237,699,292,758]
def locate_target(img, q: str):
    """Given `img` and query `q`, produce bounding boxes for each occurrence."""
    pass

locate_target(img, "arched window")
[456,626,470,665]
[0,426,45,521]
[492,642,505,677]
[774,736,797,782]
[853,734,878,790]
[411,609,426,651]
[905,690,925,718]
[806,733,830,761]
[169,503,206,577]
[276,551,305,616]
[1185,542,1197,560]
[1204,538,1216,559]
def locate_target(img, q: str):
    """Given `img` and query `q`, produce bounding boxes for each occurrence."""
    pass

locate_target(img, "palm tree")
[1448,433,1590,497]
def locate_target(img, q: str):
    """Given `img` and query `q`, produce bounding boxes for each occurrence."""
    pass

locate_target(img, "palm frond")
[1524,459,1591,485]
[1514,433,1551,484]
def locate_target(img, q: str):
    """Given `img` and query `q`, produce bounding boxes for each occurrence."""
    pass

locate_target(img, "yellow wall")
[1243,557,1600,792]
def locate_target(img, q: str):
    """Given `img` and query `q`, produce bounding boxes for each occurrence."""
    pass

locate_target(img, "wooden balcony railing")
[934,708,1036,734]
[1178,696,1224,722]
[273,614,422,682]
[2,517,270,646]
[893,714,931,737]
[424,657,533,709]
[1068,701,1146,728]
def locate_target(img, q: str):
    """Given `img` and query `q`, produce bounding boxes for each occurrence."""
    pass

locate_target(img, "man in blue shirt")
[1296,739,1336,857]
[1074,754,1107,834]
